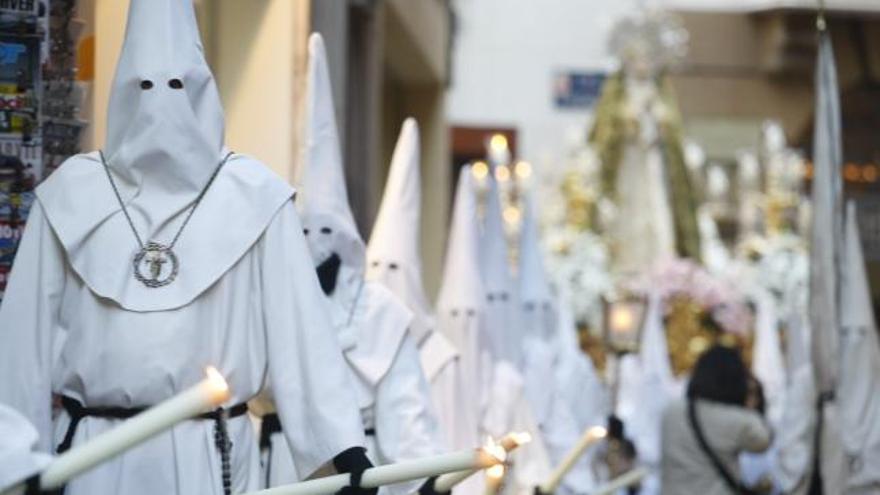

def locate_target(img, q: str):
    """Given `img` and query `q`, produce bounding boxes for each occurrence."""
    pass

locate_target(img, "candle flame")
[482,436,508,464]
[499,431,533,451]
[610,306,634,333]
[510,431,532,445]
[204,366,231,405]
[589,426,608,439]
[487,464,506,480]
[495,164,511,182]
[514,161,532,179]
[489,134,508,153]
[502,206,521,225]
[472,161,489,180]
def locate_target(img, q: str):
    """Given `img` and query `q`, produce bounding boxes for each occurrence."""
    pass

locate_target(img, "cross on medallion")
[144,249,167,281]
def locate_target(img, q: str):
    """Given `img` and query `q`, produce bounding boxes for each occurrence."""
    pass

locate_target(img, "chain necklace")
[99,150,233,288]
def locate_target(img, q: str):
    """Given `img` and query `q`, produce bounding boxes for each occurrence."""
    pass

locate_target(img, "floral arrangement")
[542,225,612,328]
[627,257,753,334]
[624,257,754,375]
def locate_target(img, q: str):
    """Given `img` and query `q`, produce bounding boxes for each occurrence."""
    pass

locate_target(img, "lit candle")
[592,467,648,495]
[539,426,607,494]
[488,134,510,167]
[483,464,505,495]
[434,433,529,492]
[247,448,505,495]
[39,367,231,490]
[499,431,532,452]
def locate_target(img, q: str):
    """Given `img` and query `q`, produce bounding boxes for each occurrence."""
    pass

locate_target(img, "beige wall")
[211,0,310,181]
[87,0,127,150]
[669,11,880,158]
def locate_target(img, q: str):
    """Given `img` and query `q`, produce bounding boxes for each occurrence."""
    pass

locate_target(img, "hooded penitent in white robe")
[774,314,815,495]
[616,294,679,495]
[260,33,441,495]
[739,281,786,492]
[436,167,491,495]
[517,195,600,493]
[479,179,551,495]
[0,404,52,494]
[0,2,365,494]
[809,28,848,495]
[480,176,523,367]
[367,118,465,454]
[837,202,880,493]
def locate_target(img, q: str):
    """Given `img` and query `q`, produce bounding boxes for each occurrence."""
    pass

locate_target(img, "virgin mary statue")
[590,10,700,275]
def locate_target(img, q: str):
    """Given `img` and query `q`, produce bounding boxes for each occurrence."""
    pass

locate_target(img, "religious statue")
[589,10,701,275]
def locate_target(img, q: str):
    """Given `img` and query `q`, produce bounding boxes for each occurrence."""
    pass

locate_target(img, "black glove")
[333,447,377,495]
[419,476,448,495]
[608,415,625,441]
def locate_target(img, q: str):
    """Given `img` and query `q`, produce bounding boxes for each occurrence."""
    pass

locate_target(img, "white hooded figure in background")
[264,32,441,495]
[367,118,467,455]
[0,404,52,494]
[837,202,880,494]
[517,194,601,494]
[0,1,367,494]
[616,294,679,495]
[436,166,491,495]
[478,177,551,495]
[479,175,524,367]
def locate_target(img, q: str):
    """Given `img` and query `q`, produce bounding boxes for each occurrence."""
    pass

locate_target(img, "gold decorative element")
[561,169,596,231]
[579,325,607,374]
[664,297,753,376]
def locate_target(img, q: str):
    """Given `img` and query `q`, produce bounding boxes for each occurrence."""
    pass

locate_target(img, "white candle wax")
[591,467,647,495]
[39,367,231,490]
[482,464,505,495]
[248,448,502,495]
[433,469,476,493]
[539,426,607,494]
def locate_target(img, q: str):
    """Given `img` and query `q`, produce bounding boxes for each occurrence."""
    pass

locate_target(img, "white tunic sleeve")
[259,201,366,478]
[373,334,441,495]
[0,201,65,453]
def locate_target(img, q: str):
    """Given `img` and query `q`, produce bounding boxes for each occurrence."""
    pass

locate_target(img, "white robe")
[0,403,52,493]
[837,203,880,493]
[0,193,365,494]
[482,362,552,495]
[419,331,466,452]
[264,270,440,495]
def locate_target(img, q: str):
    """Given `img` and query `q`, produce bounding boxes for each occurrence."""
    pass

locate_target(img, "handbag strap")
[687,400,757,495]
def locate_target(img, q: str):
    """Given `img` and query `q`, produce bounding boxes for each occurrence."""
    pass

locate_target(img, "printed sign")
[553,71,606,109]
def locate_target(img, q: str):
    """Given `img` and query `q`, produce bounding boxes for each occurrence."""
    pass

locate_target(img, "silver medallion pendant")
[133,242,179,288]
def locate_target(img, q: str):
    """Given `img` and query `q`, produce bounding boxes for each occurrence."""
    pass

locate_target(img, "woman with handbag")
[661,346,772,495]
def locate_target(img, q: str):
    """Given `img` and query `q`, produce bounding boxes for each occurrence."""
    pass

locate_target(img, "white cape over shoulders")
[0,180,365,493]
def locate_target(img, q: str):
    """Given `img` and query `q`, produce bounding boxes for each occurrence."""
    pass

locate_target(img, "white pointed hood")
[367,118,433,343]
[104,0,224,209]
[838,201,880,488]
[519,192,558,351]
[617,293,678,465]
[480,174,522,364]
[437,166,485,311]
[296,33,365,270]
[518,194,551,304]
[750,284,786,428]
[480,176,514,297]
[34,0,294,311]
